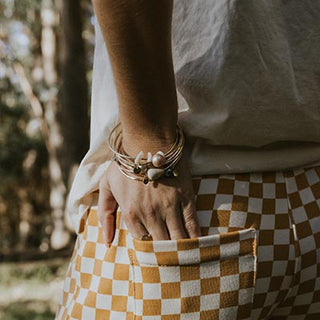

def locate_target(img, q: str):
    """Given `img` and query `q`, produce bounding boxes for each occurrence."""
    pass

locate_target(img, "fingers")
[124,210,170,240]
[125,197,199,241]
[180,196,202,238]
[97,177,118,246]
[124,213,149,240]
[96,161,201,243]
[165,201,189,240]
[145,214,170,240]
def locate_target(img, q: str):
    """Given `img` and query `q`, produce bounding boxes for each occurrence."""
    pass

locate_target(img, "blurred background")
[0,0,95,318]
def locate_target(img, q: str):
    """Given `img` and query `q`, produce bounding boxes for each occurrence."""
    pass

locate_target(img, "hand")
[97,150,202,244]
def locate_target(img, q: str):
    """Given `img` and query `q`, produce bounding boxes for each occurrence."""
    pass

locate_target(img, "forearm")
[92,0,178,155]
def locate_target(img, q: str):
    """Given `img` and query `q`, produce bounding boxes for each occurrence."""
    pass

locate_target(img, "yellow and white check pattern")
[55,165,320,319]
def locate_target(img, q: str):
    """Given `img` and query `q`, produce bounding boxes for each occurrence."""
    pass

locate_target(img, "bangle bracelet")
[107,122,185,184]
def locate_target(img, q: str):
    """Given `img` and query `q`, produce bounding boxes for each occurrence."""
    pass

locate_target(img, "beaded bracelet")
[107,122,185,184]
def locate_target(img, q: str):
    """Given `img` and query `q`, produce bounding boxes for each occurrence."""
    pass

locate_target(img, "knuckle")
[104,213,114,222]
[97,208,113,221]
[182,191,196,203]
[97,207,105,219]
[161,192,178,208]
[174,188,184,199]
[144,208,157,222]
[99,176,108,191]
[184,218,198,233]
[170,225,183,235]
[161,198,174,210]
[124,209,138,223]
[183,203,197,221]
[183,201,196,216]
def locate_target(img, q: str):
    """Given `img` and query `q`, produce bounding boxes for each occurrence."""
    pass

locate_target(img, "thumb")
[97,176,118,246]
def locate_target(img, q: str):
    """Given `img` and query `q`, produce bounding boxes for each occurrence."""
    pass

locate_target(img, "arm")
[92,0,201,243]
[92,0,177,155]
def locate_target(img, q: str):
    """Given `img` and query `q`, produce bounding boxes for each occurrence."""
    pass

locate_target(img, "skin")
[92,0,201,243]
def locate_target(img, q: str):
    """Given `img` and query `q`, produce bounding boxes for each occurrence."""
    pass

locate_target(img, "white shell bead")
[147,168,165,180]
[152,153,166,167]
[147,152,152,163]
[134,151,144,165]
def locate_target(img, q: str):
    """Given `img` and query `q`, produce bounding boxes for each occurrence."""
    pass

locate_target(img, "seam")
[128,249,137,320]
[252,230,258,287]
[131,230,257,267]
[275,170,299,308]
[132,249,256,267]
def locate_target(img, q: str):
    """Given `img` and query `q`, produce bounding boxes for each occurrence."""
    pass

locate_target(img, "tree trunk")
[59,0,90,187]
[41,0,70,250]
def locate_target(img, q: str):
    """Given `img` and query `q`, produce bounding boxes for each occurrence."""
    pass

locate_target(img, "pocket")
[128,228,257,320]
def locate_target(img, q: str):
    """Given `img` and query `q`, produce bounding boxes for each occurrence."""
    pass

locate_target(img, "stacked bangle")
[107,122,185,184]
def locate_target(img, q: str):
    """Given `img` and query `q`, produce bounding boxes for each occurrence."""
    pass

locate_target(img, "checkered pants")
[55,165,320,320]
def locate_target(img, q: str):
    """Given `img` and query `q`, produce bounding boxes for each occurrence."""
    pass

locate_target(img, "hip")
[55,165,320,320]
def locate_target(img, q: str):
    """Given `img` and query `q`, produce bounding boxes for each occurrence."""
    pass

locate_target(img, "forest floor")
[0,258,69,320]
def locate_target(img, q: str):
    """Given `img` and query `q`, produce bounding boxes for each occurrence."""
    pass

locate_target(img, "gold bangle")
[107,122,184,184]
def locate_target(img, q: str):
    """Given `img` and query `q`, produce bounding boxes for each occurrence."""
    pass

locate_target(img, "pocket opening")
[129,228,257,266]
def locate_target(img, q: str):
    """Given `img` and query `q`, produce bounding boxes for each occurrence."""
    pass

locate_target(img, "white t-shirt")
[67,0,320,233]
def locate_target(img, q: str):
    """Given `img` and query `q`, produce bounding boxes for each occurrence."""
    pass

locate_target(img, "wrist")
[108,121,185,184]
[121,130,177,157]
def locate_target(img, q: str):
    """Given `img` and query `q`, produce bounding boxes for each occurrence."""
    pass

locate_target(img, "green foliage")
[0,103,46,186]
[1,302,54,320]
[0,0,51,253]
[0,0,93,254]
[0,260,68,285]
[0,259,69,320]
[0,1,94,316]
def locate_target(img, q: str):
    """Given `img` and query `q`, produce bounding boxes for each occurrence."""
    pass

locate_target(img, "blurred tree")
[48,0,91,249]
[59,0,90,184]
[0,0,93,257]
[0,101,49,253]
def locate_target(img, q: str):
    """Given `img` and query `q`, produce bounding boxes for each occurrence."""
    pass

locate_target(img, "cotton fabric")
[66,0,320,234]
[55,165,320,319]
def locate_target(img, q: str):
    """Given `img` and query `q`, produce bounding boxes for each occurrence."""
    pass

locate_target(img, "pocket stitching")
[129,228,257,267]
